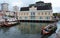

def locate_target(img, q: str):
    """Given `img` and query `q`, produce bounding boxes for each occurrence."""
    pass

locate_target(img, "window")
[31,16,35,19]
[25,17,27,19]
[48,12,50,15]
[20,17,22,19]
[42,12,43,15]
[24,13,25,15]
[20,17,22,18]
[31,12,35,19]
[38,12,40,15]
[21,13,23,15]
[40,16,43,19]
[45,12,47,15]
[27,13,28,15]
[31,12,35,16]
[46,16,50,19]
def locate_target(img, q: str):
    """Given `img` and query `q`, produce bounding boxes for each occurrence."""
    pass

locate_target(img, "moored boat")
[41,23,57,35]
[4,21,18,27]
[4,18,18,27]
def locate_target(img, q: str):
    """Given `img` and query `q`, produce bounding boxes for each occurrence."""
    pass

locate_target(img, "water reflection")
[41,32,56,38]
[0,22,58,38]
[18,22,50,34]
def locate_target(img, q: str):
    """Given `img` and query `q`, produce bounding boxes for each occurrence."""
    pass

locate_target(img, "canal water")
[0,21,60,38]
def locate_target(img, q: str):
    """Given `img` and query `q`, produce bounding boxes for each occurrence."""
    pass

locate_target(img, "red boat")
[41,24,57,35]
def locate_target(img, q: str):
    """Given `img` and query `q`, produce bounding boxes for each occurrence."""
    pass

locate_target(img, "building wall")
[18,6,53,20]
[18,11,30,20]
[5,11,15,16]
[13,6,19,12]
[1,3,8,11]
[35,10,53,20]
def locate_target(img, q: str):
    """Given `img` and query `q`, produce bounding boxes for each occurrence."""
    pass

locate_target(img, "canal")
[0,21,60,38]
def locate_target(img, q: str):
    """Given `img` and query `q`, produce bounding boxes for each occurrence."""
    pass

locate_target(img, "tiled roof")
[20,1,52,11]
[20,7,29,11]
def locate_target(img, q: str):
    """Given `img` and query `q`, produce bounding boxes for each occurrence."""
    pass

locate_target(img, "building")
[1,3,9,11]
[13,6,20,19]
[5,11,15,16]
[13,6,19,12]
[1,3,15,18]
[18,1,53,21]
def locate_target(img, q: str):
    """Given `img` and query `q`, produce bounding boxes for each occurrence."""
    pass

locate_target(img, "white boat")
[4,18,18,27]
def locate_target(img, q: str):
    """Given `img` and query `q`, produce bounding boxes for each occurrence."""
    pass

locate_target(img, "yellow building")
[18,1,53,21]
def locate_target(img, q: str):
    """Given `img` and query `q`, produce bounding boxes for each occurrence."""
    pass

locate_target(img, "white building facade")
[18,1,53,21]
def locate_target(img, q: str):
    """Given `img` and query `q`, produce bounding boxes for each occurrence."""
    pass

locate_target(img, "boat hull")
[4,22,18,27]
[41,25,57,35]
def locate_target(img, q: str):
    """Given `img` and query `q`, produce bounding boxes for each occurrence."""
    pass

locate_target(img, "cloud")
[53,7,60,13]
[11,1,23,7]
[35,0,60,7]
[10,0,60,12]
[35,0,60,13]
[0,0,60,12]
[20,0,35,7]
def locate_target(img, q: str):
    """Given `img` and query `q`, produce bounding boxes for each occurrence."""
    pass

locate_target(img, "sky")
[0,0,60,13]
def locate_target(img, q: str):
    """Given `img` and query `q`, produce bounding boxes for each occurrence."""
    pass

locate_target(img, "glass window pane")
[25,17,27,19]
[46,16,50,19]
[31,12,35,15]
[20,17,22,19]
[40,16,43,19]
